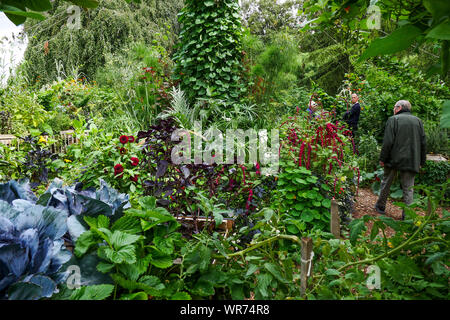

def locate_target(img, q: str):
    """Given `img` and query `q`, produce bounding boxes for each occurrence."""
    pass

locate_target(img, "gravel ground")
[351,187,448,238]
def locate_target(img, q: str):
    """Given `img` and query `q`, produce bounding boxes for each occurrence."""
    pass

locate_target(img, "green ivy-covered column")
[173,0,246,105]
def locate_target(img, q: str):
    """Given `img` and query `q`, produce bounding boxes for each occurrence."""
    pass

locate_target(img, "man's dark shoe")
[374,204,385,215]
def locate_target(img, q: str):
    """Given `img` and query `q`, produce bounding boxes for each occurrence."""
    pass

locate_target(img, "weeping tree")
[173,0,246,105]
[21,0,183,84]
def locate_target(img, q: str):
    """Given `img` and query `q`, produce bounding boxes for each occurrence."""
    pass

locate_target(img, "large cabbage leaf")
[0,200,71,300]
[0,180,37,204]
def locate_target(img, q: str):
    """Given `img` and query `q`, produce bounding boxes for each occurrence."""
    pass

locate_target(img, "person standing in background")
[343,93,361,154]
[374,100,426,220]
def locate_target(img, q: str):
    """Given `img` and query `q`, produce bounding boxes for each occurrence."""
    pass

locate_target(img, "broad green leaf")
[264,263,287,283]
[325,268,341,276]
[112,215,141,234]
[192,279,215,296]
[69,284,114,300]
[212,210,224,227]
[96,262,114,273]
[301,211,314,222]
[359,24,422,61]
[150,254,173,269]
[425,252,447,265]
[110,274,163,297]
[423,0,450,24]
[100,245,136,264]
[74,231,97,257]
[349,219,366,245]
[255,273,273,298]
[154,236,175,255]
[97,215,110,229]
[110,231,141,249]
[230,283,245,300]
[370,221,380,241]
[119,292,148,300]
[138,196,157,209]
[24,0,52,12]
[170,292,191,300]
[245,264,259,277]
[322,198,331,208]
[67,0,99,9]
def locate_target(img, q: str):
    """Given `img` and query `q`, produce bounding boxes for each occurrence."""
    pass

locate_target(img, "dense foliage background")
[0,0,449,301]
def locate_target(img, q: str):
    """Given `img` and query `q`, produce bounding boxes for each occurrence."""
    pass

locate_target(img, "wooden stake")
[426,197,432,216]
[300,237,313,297]
[330,199,340,238]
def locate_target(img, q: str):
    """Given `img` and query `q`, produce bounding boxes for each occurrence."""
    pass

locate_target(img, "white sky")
[0,12,27,86]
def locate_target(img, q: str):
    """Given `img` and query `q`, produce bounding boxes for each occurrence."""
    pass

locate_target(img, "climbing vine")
[173,0,246,105]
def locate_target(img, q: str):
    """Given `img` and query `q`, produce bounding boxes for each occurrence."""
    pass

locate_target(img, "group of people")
[306,93,426,221]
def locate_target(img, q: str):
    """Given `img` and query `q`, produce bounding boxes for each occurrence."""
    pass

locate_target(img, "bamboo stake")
[330,199,340,238]
[300,237,313,297]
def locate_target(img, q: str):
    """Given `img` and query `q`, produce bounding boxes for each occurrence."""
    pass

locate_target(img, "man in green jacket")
[374,100,426,220]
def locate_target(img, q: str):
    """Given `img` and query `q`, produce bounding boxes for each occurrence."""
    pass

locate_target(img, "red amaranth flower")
[245,189,253,214]
[128,136,135,143]
[298,141,305,167]
[306,143,312,169]
[130,175,138,183]
[119,147,127,155]
[256,162,261,175]
[240,165,246,185]
[119,135,129,144]
[130,157,139,166]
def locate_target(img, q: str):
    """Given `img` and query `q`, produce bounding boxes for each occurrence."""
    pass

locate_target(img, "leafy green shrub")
[274,109,359,231]
[0,84,49,136]
[424,122,449,157]
[345,61,450,141]
[95,42,175,131]
[69,196,187,300]
[357,134,380,173]
[62,121,146,194]
[417,160,450,186]
[308,185,449,299]
[173,0,246,105]
[274,161,332,233]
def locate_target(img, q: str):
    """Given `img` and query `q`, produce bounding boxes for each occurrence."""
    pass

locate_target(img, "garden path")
[352,187,447,238]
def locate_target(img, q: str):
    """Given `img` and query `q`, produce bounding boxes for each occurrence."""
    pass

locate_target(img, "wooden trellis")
[0,130,79,153]
[0,134,17,147]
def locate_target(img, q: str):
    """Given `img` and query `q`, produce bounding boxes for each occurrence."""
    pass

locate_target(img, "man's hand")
[380,161,384,167]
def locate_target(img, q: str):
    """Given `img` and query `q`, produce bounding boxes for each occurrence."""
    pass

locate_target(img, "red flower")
[344,6,350,13]
[119,147,127,155]
[119,135,129,144]
[114,164,124,175]
[130,175,138,182]
[128,135,135,143]
[130,157,139,166]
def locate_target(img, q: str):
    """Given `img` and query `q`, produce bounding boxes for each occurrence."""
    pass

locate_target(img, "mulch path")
[351,187,447,238]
